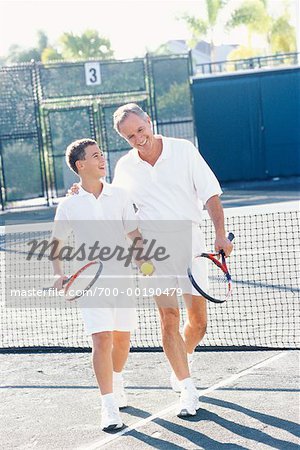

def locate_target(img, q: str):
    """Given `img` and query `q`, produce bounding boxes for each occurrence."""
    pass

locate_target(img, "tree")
[227,0,271,49]
[226,45,263,70]
[37,30,48,53]
[227,0,296,54]
[59,30,114,60]
[269,13,296,53]
[41,47,63,63]
[5,30,49,64]
[179,0,229,62]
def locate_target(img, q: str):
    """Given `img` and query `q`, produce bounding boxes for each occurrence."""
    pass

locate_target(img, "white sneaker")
[113,377,128,409]
[177,388,201,417]
[101,401,123,431]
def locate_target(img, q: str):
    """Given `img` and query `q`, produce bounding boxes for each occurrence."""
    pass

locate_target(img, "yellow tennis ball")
[140,262,154,276]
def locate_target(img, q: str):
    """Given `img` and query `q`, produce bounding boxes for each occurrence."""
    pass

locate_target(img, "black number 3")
[89,68,97,83]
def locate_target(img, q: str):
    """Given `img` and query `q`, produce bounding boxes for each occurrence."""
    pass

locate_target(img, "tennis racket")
[187,232,234,304]
[44,260,103,301]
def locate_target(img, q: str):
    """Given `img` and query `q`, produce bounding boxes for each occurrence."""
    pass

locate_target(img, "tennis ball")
[140,262,154,276]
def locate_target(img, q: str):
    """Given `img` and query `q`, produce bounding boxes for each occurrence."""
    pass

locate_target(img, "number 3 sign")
[85,62,101,86]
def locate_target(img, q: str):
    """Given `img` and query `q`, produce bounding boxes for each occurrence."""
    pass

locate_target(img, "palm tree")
[227,0,271,50]
[269,12,296,53]
[227,0,296,55]
[179,0,229,62]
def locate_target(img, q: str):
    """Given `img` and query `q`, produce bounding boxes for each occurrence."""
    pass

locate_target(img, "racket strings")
[206,260,231,302]
[65,262,101,300]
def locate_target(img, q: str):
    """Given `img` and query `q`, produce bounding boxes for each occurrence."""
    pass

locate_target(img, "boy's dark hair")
[65,138,97,174]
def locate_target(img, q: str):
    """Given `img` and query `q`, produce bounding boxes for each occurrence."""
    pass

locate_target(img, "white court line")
[78,351,289,450]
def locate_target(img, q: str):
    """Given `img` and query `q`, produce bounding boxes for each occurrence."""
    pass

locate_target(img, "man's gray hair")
[113,103,148,133]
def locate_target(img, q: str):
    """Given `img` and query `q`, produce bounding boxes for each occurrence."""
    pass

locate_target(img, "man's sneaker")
[177,388,201,417]
[170,370,181,393]
[113,376,128,409]
[101,402,123,431]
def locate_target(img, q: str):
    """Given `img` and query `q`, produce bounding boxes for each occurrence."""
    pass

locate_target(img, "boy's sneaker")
[101,401,123,431]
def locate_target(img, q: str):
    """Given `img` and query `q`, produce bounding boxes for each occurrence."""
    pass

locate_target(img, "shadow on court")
[1,350,299,449]
[1,177,299,448]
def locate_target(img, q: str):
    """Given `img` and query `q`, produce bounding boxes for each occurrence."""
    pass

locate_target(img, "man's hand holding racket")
[188,232,235,304]
[214,233,234,257]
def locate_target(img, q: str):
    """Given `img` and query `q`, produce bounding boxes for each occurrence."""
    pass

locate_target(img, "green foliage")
[227,0,271,34]
[5,30,49,64]
[207,0,228,26]
[2,139,43,201]
[59,30,114,60]
[3,29,114,65]
[156,82,191,120]
[179,0,228,60]
[227,0,296,54]
[269,14,296,53]
[6,44,41,64]
[227,45,263,62]
[37,30,48,52]
[41,47,63,63]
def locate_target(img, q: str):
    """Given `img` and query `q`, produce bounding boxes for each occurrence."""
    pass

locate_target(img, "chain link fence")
[0,54,194,209]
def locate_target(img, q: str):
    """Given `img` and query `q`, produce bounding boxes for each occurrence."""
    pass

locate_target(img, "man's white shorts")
[141,225,208,296]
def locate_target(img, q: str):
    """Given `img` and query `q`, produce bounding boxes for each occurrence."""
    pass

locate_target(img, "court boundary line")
[78,351,288,450]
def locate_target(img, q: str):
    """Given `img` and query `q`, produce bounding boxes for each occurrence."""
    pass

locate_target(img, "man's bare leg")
[183,294,207,353]
[112,331,131,372]
[156,294,189,381]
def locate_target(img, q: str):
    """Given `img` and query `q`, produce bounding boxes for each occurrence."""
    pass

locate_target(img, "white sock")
[179,377,196,391]
[187,352,194,365]
[113,371,123,383]
[101,392,115,407]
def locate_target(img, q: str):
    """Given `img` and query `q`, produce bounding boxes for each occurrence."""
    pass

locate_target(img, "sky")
[0,0,298,59]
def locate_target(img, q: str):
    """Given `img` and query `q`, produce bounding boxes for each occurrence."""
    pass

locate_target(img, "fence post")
[188,49,194,76]
[31,60,50,206]
[144,53,155,125]
[0,139,4,211]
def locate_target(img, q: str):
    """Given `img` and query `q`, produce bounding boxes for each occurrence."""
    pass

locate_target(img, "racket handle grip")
[228,232,235,242]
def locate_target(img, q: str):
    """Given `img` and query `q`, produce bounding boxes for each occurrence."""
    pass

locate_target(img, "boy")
[52,138,142,431]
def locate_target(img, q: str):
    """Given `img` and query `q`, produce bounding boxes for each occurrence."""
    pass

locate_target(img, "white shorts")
[78,274,138,335]
[141,225,208,296]
[80,305,138,335]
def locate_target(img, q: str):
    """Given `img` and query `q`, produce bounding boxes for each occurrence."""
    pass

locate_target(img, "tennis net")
[1,201,299,352]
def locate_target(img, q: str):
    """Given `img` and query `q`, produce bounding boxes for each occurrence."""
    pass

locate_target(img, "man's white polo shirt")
[113,136,222,223]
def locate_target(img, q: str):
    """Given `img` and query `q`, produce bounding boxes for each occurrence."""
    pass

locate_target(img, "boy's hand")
[67,183,80,196]
[53,275,68,290]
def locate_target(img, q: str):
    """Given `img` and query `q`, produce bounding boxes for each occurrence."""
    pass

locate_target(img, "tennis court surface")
[1,196,299,449]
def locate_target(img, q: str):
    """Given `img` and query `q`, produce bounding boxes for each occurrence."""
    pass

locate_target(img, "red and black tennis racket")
[187,232,234,304]
[44,260,103,301]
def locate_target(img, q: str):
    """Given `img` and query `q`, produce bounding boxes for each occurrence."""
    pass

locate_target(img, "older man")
[112,103,233,417]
